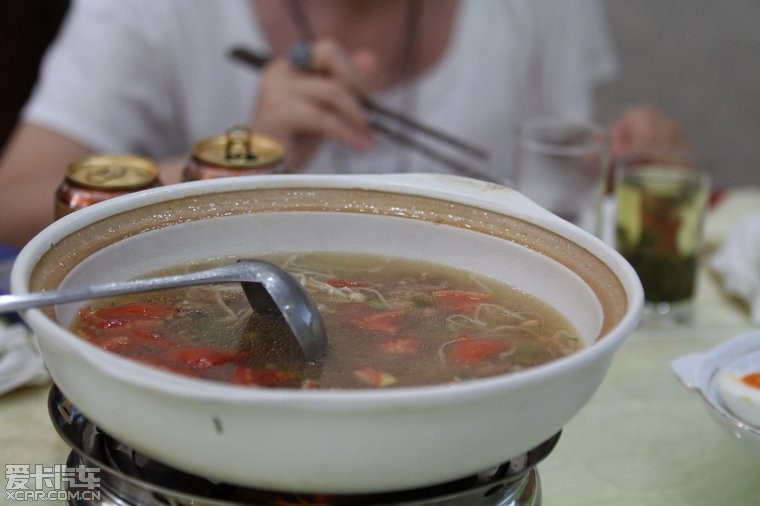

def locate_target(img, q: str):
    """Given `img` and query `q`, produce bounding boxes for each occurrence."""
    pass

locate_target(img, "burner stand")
[49,385,557,506]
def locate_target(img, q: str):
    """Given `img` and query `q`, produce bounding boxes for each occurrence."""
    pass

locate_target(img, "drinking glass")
[515,118,610,236]
[614,161,711,324]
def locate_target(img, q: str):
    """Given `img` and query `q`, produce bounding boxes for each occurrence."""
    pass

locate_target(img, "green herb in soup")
[70,253,583,389]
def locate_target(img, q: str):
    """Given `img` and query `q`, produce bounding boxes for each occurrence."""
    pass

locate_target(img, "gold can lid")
[66,154,159,190]
[192,125,284,169]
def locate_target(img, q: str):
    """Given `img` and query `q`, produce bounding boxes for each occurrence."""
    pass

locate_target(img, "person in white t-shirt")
[0,0,686,246]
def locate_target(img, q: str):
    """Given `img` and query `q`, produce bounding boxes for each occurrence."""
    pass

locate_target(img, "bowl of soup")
[12,173,643,493]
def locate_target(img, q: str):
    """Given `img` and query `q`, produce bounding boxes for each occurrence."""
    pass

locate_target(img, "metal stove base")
[66,449,540,506]
[50,386,550,506]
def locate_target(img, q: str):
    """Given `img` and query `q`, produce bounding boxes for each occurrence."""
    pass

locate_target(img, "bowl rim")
[13,173,644,407]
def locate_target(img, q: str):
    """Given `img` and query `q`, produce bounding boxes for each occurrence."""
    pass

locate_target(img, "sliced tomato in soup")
[445,337,513,365]
[170,346,240,369]
[352,310,406,334]
[432,290,489,313]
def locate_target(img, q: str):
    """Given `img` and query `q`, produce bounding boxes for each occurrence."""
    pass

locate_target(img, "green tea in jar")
[615,165,710,310]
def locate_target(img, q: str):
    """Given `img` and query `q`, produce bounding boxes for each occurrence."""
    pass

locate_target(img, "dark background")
[0,0,70,152]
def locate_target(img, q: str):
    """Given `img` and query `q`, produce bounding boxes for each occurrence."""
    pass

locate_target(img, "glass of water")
[515,118,610,236]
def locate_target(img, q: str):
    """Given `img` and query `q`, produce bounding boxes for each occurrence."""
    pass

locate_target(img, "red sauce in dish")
[742,372,760,389]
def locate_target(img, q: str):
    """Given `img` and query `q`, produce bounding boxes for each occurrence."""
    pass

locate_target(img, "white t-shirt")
[23,0,617,185]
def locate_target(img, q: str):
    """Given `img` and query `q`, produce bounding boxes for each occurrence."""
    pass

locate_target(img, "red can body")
[182,125,285,181]
[55,154,161,219]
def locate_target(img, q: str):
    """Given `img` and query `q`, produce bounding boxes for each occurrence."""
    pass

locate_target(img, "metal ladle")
[0,259,327,362]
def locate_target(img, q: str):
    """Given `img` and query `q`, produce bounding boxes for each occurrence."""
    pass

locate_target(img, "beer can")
[182,125,285,181]
[55,154,161,219]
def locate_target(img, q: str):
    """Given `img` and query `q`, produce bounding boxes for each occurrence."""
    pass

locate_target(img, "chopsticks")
[229,46,495,181]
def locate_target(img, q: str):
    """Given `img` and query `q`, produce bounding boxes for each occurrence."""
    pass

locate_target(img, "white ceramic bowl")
[671,330,760,457]
[12,174,643,493]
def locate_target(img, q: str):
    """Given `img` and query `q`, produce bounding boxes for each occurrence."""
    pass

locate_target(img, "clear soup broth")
[70,253,582,389]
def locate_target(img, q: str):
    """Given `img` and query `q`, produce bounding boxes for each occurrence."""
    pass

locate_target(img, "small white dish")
[672,330,760,457]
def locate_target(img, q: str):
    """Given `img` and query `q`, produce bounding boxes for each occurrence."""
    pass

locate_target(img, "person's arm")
[609,104,691,162]
[0,123,92,247]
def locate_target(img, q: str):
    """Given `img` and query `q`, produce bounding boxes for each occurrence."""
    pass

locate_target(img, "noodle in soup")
[69,253,583,389]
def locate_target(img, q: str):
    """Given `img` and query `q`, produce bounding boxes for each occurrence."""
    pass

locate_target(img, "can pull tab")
[225,125,258,164]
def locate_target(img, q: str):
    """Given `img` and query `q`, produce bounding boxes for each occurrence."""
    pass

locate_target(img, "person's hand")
[610,104,691,163]
[251,38,378,171]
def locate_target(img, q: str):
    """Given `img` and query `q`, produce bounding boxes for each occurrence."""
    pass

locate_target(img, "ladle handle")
[5,260,326,362]
[0,269,241,314]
